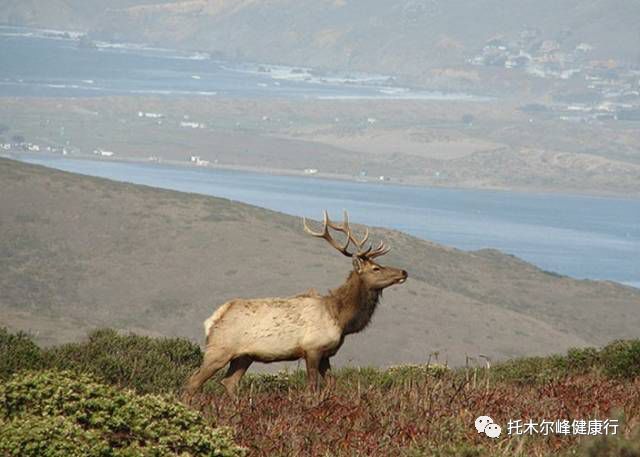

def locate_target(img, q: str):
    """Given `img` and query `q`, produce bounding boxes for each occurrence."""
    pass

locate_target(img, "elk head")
[303,210,408,290]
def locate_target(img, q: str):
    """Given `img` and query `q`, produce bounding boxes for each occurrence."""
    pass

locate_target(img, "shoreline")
[8,151,640,202]
[4,152,639,291]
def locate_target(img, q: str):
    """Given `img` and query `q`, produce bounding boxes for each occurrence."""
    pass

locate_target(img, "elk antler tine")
[303,216,325,237]
[360,227,369,246]
[304,210,354,257]
[369,242,391,259]
[323,210,330,230]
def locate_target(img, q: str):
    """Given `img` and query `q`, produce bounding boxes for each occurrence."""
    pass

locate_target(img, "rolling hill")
[1,156,639,367]
[2,0,639,86]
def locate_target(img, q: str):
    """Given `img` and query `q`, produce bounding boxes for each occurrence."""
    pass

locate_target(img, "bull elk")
[182,210,408,398]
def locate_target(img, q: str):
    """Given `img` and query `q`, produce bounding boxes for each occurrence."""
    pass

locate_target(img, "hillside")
[2,0,639,86]
[1,157,639,367]
[3,329,640,456]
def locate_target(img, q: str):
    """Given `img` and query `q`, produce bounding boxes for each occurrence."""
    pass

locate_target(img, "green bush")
[43,329,203,394]
[0,415,110,456]
[0,327,44,380]
[566,346,600,372]
[488,354,569,384]
[600,340,640,379]
[0,370,246,457]
[561,418,640,457]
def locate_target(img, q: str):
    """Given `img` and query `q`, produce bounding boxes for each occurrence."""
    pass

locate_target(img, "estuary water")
[17,156,640,289]
[0,25,486,100]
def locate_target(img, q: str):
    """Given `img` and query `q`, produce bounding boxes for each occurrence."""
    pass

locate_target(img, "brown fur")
[182,216,408,400]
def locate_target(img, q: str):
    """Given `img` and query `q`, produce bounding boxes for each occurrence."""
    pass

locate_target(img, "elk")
[182,210,408,399]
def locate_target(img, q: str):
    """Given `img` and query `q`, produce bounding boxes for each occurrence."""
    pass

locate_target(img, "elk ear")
[352,256,364,273]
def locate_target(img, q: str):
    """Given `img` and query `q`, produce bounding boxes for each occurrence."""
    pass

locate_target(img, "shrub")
[562,418,640,457]
[0,327,44,380]
[600,340,640,379]
[566,346,600,372]
[0,415,110,456]
[488,354,569,384]
[0,370,246,457]
[43,329,203,393]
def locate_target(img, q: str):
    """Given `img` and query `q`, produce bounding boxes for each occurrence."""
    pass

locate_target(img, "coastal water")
[17,156,640,289]
[0,25,486,100]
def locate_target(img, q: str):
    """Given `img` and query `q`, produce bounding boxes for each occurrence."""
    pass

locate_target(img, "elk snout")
[397,269,408,284]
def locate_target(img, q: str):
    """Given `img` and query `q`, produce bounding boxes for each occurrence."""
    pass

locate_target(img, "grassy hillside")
[1,157,638,366]
[2,0,639,84]
[3,328,640,456]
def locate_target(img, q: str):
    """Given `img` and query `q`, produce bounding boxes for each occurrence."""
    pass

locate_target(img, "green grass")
[2,328,640,456]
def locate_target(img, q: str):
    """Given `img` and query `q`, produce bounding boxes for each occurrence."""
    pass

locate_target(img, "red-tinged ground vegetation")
[2,328,640,456]
[192,371,640,456]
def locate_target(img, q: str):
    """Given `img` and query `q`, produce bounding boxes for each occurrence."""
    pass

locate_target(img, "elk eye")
[372,266,381,271]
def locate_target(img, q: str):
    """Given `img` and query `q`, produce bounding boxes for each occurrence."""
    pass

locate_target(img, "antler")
[302,210,390,259]
[303,210,353,257]
[367,240,391,259]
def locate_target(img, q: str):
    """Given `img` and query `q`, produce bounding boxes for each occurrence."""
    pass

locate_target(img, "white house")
[190,155,209,166]
[138,111,163,118]
[180,121,205,129]
[94,148,114,157]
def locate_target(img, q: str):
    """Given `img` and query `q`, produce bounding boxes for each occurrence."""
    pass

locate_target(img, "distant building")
[576,43,594,53]
[303,168,318,175]
[180,121,205,129]
[190,155,209,166]
[94,149,114,157]
[138,112,163,118]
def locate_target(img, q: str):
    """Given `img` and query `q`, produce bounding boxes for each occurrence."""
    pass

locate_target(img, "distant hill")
[1,157,639,367]
[2,0,639,85]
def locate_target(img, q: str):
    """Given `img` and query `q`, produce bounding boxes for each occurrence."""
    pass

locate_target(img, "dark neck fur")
[328,271,381,335]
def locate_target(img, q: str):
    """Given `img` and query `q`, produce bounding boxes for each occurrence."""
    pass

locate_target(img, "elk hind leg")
[182,348,232,401]
[221,356,252,398]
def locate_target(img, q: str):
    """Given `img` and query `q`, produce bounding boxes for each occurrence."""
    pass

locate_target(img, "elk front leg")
[319,356,335,390]
[304,351,322,392]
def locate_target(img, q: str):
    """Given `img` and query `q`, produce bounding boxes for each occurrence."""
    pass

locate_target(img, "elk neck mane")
[327,270,381,335]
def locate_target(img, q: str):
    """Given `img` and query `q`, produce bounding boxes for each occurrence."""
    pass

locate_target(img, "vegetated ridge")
[1,157,639,367]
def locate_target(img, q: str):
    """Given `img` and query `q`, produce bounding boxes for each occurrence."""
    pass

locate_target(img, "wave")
[0,25,84,41]
[93,41,210,61]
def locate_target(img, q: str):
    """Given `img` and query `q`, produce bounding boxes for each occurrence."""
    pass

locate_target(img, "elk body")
[182,211,408,398]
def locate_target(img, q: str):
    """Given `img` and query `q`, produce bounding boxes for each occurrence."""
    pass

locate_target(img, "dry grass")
[189,371,640,456]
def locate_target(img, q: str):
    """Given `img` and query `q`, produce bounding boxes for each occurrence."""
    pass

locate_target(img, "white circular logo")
[475,415,501,438]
